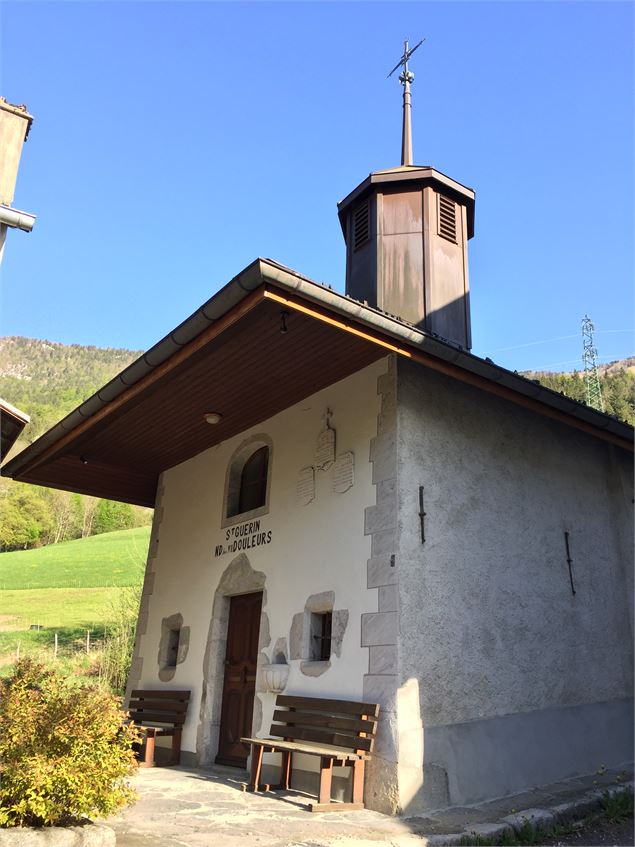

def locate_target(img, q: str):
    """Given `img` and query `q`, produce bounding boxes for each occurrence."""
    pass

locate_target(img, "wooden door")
[216,591,263,767]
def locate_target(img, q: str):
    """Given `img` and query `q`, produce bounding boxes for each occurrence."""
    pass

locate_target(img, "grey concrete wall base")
[426,778,634,846]
[418,698,634,810]
[0,823,116,847]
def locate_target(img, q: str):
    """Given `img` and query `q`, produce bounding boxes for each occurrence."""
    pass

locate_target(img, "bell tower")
[337,40,475,350]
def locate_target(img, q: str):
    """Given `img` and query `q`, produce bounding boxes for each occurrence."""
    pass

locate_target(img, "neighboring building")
[0,97,36,262]
[3,75,632,814]
[0,397,29,460]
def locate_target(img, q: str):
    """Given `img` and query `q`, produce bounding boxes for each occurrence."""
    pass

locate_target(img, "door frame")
[196,553,267,767]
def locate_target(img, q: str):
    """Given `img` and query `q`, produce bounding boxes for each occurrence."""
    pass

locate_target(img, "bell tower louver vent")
[438,194,457,243]
[353,200,370,251]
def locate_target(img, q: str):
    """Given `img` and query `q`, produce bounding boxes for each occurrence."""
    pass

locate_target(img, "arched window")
[223,435,273,525]
[237,446,269,515]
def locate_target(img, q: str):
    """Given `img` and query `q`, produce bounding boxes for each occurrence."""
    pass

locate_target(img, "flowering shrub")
[0,658,139,827]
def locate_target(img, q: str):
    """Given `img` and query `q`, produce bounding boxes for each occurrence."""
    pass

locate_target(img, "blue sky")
[1,1,633,373]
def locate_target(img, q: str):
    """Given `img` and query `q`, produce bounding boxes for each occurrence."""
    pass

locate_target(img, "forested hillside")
[0,336,143,442]
[0,336,633,551]
[0,337,151,551]
[523,356,635,425]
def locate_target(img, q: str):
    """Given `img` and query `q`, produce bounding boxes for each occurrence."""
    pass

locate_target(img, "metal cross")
[387,37,424,83]
[387,38,425,166]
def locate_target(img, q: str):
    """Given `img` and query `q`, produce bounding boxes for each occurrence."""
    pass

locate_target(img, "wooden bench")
[128,689,190,768]
[242,694,380,812]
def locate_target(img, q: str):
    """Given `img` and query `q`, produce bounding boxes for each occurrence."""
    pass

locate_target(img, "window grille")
[310,611,332,661]
[166,628,180,668]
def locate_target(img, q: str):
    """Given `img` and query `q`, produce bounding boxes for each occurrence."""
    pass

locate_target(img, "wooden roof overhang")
[3,259,632,507]
[1,398,30,461]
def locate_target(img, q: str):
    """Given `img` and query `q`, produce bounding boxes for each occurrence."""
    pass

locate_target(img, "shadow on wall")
[418,290,471,352]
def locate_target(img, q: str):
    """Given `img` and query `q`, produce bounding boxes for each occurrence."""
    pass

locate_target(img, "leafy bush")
[0,658,139,827]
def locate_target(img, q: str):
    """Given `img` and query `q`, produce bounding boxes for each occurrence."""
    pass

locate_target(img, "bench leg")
[310,758,366,812]
[317,756,333,805]
[248,745,264,792]
[140,729,157,768]
[280,750,292,790]
[351,759,365,806]
[169,728,182,766]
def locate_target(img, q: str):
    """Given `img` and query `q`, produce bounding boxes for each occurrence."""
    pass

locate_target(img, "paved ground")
[108,763,633,847]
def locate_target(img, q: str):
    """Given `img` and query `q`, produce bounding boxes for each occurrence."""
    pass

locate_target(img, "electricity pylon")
[581,315,604,412]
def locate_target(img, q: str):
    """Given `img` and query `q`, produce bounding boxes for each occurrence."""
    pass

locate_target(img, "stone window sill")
[300,660,331,677]
[221,502,270,529]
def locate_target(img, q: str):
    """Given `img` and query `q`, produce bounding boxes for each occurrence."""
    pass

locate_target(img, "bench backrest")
[270,695,380,754]
[128,689,190,728]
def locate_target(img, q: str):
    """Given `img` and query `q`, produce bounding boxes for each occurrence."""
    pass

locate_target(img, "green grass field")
[0,526,150,590]
[0,527,149,672]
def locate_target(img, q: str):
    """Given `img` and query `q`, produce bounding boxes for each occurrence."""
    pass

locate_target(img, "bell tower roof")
[337,165,475,239]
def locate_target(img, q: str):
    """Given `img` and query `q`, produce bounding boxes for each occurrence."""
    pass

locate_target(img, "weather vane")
[387,38,425,167]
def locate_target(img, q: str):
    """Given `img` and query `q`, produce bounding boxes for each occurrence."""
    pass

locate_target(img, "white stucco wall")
[133,358,388,759]
[395,359,634,809]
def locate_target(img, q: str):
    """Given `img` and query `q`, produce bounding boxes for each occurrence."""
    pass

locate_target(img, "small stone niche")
[158,613,190,682]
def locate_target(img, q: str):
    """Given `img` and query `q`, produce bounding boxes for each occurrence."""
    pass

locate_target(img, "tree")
[45,489,83,545]
[0,483,53,550]
[81,495,100,538]
[93,499,135,535]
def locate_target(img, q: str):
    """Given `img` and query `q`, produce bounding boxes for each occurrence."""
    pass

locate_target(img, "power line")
[488,329,633,355]
[526,353,634,371]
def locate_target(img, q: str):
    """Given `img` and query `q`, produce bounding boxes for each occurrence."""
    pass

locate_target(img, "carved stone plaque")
[332,451,354,493]
[297,466,315,505]
[315,428,335,471]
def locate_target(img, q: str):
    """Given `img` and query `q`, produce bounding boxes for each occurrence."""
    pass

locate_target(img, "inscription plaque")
[297,466,316,505]
[332,451,354,493]
[315,428,335,471]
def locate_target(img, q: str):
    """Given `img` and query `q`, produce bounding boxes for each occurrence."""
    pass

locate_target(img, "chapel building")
[4,67,633,814]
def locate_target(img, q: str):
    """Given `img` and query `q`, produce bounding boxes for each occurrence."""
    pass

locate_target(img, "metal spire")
[388,37,424,166]
[581,315,605,412]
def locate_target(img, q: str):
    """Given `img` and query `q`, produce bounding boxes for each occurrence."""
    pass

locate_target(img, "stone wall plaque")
[297,466,315,505]
[332,451,354,493]
[315,427,335,470]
